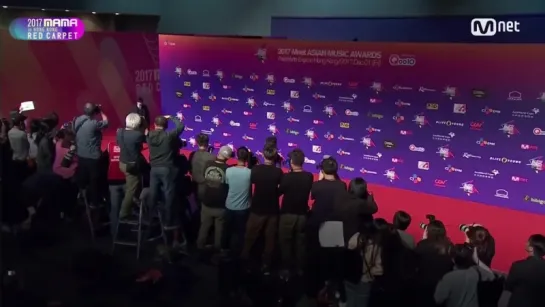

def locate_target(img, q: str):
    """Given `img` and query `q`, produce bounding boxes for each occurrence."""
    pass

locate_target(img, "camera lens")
[419,222,428,229]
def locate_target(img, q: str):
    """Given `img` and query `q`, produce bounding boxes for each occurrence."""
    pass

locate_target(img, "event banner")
[159,35,545,215]
[0,31,161,128]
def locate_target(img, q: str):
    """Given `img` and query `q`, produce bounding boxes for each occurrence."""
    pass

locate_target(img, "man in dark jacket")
[147,115,184,231]
[134,97,150,127]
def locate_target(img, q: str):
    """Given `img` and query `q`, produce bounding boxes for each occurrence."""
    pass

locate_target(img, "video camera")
[419,214,436,229]
[84,103,102,116]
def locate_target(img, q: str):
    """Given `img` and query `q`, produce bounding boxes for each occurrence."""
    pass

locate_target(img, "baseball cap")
[218,145,233,160]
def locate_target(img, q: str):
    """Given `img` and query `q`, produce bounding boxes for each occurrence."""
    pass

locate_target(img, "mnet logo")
[471,19,521,36]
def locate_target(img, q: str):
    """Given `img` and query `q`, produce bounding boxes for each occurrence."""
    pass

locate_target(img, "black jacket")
[333,192,378,244]
[147,117,184,167]
[133,105,150,126]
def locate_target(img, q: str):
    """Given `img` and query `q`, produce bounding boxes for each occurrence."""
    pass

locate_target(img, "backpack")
[204,163,226,188]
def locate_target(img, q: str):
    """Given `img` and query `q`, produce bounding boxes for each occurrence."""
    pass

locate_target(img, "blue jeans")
[345,281,371,307]
[221,209,249,253]
[149,167,179,228]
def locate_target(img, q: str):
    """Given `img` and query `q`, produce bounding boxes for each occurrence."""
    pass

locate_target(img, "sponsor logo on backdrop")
[201,129,214,135]
[320,81,342,87]
[443,86,457,99]
[202,70,210,77]
[434,179,447,188]
[494,189,509,199]
[474,169,499,179]
[453,103,466,114]
[389,54,416,66]
[175,91,183,98]
[175,66,183,77]
[513,108,539,119]
[221,96,238,102]
[508,91,522,101]
[267,123,279,135]
[436,120,464,127]
[445,165,462,173]
[324,131,335,140]
[393,113,405,123]
[255,47,267,62]
[302,77,313,87]
[432,132,455,142]
[306,129,318,140]
[266,74,275,85]
[370,82,383,93]
[340,164,355,171]
[476,138,495,146]
[391,157,403,163]
[246,97,257,108]
[243,86,254,92]
[490,156,522,164]
[426,103,439,110]
[369,98,382,104]
[409,174,423,183]
[418,161,430,170]
[186,69,197,75]
[184,126,193,131]
[209,94,216,101]
[499,121,519,137]
[312,145,322,153]
[303,105,312,113]
[202,82,210,89]
[463,152,481,159]
[229,120,240,127]
[191,91,201,101]
[340,122,350,129]
[345,109,359,116]
[283,101,294,112]
[472,89,486,98]
[313,93,325,99]
[384,168,399,182]
[361,135,375,149]
[521,144,538,150]
[249,123,257,129]
[533,128,545,136]
[283,77,295,84]
[511,176,528,182]
[211,116,221,126]
[304,157,317,165]
[368,112,384,119]
[215,70,224,80]
[413,114,429,127]
[470,121,483,130]
[249,73,258,81]
[470,19,520,36]
[419,86,436,92]
[287,116,299,123]
[348,82,359,88]
[263,101,274,107]
[338,135,355,141]
[222,85,232,89]
[437,145,454,160]
[409,144,425,152]
[461,181,479,196]
[182,104,191,108]
[360,168,378,175]
[287,142,298,147]
[266,89,275,95]
[524,195,545,205]
[366,126,381,134]
[527,156,544,173]
[188,137,196,146]
[395,100,411,107]
[202,106,210,111]
[383,140,395,149]
[337,149,351,156]
[242,134,254,141]
[400,130,412,135]
[176,112,185,120]
[286,129,299,135]
[538,92,545,102]
[290,91,300,98]
[323,105,336,117]
[339,94,357,103]
[243,111,252,116]
[393,85,412,91]
[482,106,500,115]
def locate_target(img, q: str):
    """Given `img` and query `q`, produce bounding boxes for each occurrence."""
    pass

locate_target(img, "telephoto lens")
[419,222,428,230]
[459,224,473,232]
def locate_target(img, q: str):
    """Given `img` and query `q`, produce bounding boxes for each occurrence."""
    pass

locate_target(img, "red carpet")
[102,134,542,272]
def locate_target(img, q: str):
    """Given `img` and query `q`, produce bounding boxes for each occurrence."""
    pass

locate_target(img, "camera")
[419,214,436,229]
[459,223,478,232]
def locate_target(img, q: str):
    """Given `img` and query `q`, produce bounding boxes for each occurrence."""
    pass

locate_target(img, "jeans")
[241,213,278,266]
[345,281,371,307]
[119,162,141,218]
[196,205,225,250]
[278,214,307,270]
[76,157,101,205]
[149,166,179,228]
[221,209,249,253]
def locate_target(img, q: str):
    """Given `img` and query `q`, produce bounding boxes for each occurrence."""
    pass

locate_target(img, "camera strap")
[73,117,88,134]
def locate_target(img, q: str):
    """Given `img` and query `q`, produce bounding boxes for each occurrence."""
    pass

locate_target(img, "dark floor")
[2,221,221,307]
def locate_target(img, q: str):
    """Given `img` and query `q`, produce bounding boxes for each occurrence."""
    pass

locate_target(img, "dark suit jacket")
[133,105,150,127]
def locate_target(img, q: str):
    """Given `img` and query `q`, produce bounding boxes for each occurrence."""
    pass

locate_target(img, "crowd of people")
[1,100,545,307]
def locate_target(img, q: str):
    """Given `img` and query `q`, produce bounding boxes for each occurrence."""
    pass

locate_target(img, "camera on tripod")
[419,214,436,229]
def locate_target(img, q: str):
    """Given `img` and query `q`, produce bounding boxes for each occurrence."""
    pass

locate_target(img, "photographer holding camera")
[189,134,215,206]
[74,103,109,207]
[461,224,496,268]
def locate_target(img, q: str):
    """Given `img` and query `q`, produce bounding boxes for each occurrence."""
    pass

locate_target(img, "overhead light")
[115,13,120,15]
[92,11,96,14]
[65,9,70,12]
[41,8,45,11]
[2,6,7,8]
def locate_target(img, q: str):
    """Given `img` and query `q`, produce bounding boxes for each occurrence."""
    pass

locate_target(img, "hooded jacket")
[147,117,184,167]
[333,191,378,244]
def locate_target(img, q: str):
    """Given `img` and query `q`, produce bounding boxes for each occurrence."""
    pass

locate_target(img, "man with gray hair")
[116,112,146,219]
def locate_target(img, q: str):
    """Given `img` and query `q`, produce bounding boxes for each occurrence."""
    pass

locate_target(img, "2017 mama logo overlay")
[9,17,85,41]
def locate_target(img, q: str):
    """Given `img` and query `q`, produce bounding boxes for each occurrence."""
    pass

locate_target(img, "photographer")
[74,103,109,207]
[503,234,545,307]
[133,97,150,127]
[32,119,55,173]
[463,225,495,268]
[189,134,214,206]
[8,114,30,183]
[117,113,146,220]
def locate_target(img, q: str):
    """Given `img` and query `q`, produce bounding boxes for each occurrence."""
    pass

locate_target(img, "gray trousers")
[196,205,225,249]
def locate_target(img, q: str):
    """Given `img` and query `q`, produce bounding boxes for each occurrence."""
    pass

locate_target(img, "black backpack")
[475,267,504,307]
